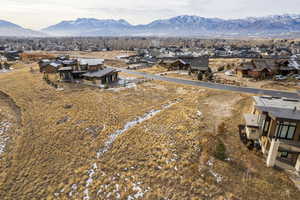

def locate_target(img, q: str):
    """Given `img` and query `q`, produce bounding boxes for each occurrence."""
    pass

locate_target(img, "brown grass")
[0,62,299,200]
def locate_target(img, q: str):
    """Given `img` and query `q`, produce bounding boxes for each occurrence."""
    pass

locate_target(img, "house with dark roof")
[237,59,280,79]
[158,58,189,71]
[42,62,62,74]
[82,68,119,85]
[242,96,300,171]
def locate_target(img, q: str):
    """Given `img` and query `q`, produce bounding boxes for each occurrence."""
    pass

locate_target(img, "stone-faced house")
[242,96,300,171]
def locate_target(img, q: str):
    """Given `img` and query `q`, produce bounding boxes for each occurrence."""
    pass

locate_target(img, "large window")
[275,121,297,140]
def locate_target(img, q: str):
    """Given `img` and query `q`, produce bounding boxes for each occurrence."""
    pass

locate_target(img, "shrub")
[104,83,109,89]
[217,66,225,72]
[197,72,203,81]
[214,141,227,161]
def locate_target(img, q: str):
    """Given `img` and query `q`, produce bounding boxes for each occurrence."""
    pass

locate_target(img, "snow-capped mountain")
[0,20,45,37]
[42,18,132,36]
[41,14,300,37]
[2,14,300,37]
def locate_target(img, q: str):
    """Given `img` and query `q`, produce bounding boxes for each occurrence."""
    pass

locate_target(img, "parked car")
[290,74,300,80]
[225,70,234,76]
[275,75,287,81]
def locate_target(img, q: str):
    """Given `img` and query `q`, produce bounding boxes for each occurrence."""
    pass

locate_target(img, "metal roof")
[79,59,104,66]
[254,96,300,121]
[254,96,300,110]
[82,68,116,78]
[49,62,62,68]
[58,67,72,71]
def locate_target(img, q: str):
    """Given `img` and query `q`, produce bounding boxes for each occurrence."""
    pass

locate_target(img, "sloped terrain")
[0,64,299,199]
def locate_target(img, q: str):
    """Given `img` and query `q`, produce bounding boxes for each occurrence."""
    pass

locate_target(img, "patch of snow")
[197,111,203,118]
[72,99,180,199]
[83,163,98,200]
[0,69,12,74]
[96,99,180,158]
[207,159,214,167]
[210,170,223,183]
[68,184,78,197]
[0,120,11,155]
[127,182,150,200]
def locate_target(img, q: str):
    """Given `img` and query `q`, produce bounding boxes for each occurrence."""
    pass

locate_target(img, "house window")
[275,121,297,140]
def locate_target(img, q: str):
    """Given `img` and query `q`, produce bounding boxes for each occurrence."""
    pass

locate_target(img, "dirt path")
[0,90,21,161]
[0,91,21,124]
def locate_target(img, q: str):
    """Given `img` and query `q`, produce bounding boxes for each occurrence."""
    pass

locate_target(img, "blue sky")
[1,0,300,29]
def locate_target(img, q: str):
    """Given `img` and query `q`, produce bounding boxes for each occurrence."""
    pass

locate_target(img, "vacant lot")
[0,63,299,200]
[37,50,135,60]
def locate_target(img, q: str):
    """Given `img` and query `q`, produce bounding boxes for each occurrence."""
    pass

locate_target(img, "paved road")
[115,67,300,99]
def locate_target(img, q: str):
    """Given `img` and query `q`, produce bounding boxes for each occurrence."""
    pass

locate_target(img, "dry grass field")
[0,62,299,200]
[38,50,135,60]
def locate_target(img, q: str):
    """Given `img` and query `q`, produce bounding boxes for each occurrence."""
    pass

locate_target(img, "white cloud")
[0,0,299,29]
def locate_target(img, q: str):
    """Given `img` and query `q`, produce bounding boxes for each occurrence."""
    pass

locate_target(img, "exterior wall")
[237,69,249,78]
[246,126,260,140]
[237,70,244,78]
[88,64,103,71]
[268,120,300,141]
[293,121,300,141]
[248,71,261,78]
[43,66,57,74]
[267,119,277,138]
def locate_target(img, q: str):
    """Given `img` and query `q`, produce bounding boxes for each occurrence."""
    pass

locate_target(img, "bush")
[104,83,109,89]
[197,72,203,81]
[214,141,227,161]
[217,66,225,72]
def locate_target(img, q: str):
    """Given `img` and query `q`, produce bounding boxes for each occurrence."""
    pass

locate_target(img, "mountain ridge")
[2,14,300,37]
[0,19,46,37]
[41,14,300,37]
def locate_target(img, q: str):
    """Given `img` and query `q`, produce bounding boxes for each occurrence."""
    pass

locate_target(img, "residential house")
[289,55,300,74]
[4,50,22,61]
[43,62,62,74]
[236,59,278,79]
[158,58,189,71]
[38,59,51,72]
[181,56,210,74]
[71,59,104,79]
[82,68,119,85]
[242,96,300,171]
